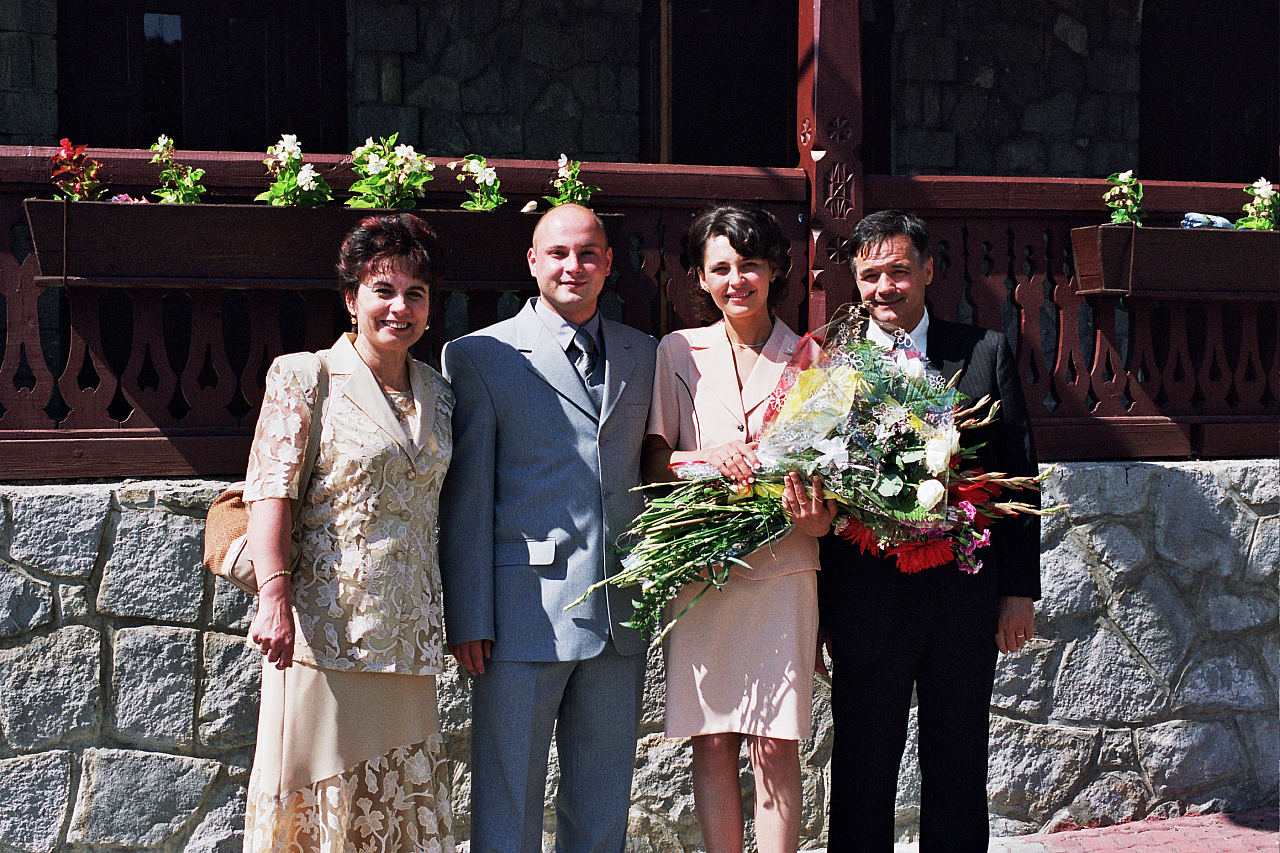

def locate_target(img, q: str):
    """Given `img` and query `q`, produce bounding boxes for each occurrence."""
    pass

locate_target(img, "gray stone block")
[354,105,421,147]
[992,640,1058,717]
[1052,13,1088,55]
[1022,91,1077,137]
[1097,728,1137,768]
[440,34,489,80]
[355,2,418,53]
[58,583,93,619]
[112,626,198,746]
[199,633,260,748]
[1153,467,1241,577]
[1047,140,1088,176]
[0,750,72,853]
[420,111,473,157]
[0,564,53,638]
[1196,577,1276,634]
[461,113,524,157]
[8,488,111,579]
[184,781,247,853]
[1238,713,1279,795]
[995,138,1047,174]
[0,625,101,750]
[1109,571,1195,683]
[1088,48,1139,93]
[583,112,638,157]
[897,129,957,170]
[1176,647,1273,712]
[67,748,219,847]
[1038,538,1101,621]
[211,577,255,631]
[1045,770,1148,830]
[1052,463,1155,519]
[1245,515,1277,583]
[461,65,505,113]
[155,481,226,512]
[408,74,462,112]
[1084,519,1151,584]
[521,24,582,71]
[899,35,956,82]
[1137,720,1247,797]
[1053,631,1166,723]
[1223,460,1280,508]
[97,509,204,622]
[987,718,1097,823]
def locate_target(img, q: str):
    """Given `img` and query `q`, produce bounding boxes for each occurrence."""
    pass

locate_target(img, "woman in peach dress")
[642,202,835,853]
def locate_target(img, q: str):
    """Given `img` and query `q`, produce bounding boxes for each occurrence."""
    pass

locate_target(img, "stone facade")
[348,0,641,160]
[0,0,58,145]
[0,460,1274,852]
[890,0,1142,175]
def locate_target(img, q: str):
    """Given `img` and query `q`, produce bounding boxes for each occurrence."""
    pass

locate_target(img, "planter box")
[22,199,548,288]
[1070,224,1280,298]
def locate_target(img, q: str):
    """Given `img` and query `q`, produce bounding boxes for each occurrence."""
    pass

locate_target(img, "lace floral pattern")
[244,735,455,853]
[244,346,453,675]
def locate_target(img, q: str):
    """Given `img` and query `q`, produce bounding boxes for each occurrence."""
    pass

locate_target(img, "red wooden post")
[797,0,864,330]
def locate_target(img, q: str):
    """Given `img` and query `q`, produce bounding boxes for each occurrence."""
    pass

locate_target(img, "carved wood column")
[797,0,864,329]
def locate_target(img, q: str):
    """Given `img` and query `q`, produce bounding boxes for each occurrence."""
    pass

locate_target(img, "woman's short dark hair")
[848,209,931,269]
[336,213,445,302]
[685,202,791,322]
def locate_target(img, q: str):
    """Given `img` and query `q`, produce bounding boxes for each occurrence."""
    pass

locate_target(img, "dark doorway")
[59,0,347,154]
[1140,0,1279,182]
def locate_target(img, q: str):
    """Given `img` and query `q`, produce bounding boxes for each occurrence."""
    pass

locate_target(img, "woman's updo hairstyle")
[336,213,445,302]
[684,202,791,323]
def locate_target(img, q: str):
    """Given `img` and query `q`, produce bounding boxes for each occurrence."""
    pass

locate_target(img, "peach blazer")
[647,320,820,581]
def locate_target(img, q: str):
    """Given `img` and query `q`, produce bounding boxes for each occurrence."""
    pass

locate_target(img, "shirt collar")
[534,298,603,354]
[867,309,929,354]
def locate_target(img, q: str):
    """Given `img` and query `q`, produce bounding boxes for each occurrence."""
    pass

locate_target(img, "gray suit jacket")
[439,299,657,661]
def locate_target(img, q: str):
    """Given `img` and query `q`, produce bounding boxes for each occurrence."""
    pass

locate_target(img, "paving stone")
[97,509,204,622]
[0,625,101,750]
[0,750,72,853]
[8,489,111,579]
[111,626,197,746]
[67,748,219,846]
[0,563,53,637]
[199,633,260,748]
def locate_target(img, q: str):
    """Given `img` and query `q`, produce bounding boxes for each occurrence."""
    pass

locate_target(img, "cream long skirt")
[243,661,455,853]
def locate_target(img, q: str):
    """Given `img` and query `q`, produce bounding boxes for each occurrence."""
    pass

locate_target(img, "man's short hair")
[848,210,931,269]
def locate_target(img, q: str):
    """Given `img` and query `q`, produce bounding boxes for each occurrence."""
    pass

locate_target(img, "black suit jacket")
[819,318,1040,657]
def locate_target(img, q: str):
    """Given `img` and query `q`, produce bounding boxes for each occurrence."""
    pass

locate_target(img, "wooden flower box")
[1069,224,1280,299]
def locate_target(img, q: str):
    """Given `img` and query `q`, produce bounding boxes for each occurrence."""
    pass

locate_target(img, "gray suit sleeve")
[439,339,498,646]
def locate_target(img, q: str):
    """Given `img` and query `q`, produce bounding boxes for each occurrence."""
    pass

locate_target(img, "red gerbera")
[836,515,881,555]
[885,539,955,574]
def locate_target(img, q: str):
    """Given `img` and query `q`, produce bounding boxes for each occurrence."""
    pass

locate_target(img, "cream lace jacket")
[244,333,453,675]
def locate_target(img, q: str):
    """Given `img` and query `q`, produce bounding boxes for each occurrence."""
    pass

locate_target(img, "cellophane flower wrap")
[573,304,1051,643]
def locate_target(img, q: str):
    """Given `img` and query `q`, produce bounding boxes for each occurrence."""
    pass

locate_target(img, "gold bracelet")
[260,570,292,588]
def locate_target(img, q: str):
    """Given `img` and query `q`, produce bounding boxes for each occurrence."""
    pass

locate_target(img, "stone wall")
[0,0,57,145]
[349,0,641,160]
[0,460,1275,852]
[890,0,1142,176]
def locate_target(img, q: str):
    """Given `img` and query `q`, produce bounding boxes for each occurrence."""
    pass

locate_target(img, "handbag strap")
[290,351,330,524]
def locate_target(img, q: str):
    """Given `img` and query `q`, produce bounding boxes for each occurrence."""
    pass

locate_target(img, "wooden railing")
[0,147,1275,478]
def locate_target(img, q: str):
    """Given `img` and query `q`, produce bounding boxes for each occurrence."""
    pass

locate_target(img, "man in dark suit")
[818,210,1040,852]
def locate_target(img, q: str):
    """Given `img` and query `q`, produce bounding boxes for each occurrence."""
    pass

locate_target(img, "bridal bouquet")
[573,305,1052,642]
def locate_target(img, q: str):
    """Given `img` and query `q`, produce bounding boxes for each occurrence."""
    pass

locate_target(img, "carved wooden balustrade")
[0,147,1275,479]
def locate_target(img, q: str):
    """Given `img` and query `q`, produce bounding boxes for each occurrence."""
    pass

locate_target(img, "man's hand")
[996,596,1035,654]
[451,639,493,675]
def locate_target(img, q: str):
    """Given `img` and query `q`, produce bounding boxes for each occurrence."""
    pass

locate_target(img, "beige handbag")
[202,353,329,594]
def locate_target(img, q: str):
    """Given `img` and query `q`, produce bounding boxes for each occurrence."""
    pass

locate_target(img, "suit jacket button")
[603,489,613,499]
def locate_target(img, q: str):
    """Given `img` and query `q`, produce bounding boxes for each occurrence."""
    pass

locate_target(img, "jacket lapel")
[329,333,417,459]
[739,322,799,419]
[688,323,747,422]
[514,300,599,424]
[926,321,970,384]
[407,359,443,456]
[599,318,636,424]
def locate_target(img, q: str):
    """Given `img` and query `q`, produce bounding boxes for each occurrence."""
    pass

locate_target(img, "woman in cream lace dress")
[243,213,454,852]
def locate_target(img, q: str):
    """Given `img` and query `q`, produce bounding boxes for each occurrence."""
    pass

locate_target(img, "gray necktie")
[570,328,603,411]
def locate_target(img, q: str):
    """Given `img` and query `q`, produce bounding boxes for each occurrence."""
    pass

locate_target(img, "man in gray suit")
[439,203,657,853]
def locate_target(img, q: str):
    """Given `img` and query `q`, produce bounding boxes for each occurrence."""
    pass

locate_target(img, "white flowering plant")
[448,154,506,210]
[346,133,434,209]
[544,154,599,207]
[255,134,333,207]
[1236,177,1276,231]
[149,135,206,204]
[1103,169,1143,225]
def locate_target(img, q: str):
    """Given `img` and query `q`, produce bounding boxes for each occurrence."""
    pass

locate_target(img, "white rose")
[916,478,946,511]
[895,350,926,379]
[924,434,953,475]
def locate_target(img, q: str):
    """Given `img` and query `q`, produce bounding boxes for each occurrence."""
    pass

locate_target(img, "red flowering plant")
[51,138,108,201]
[570,304,1057,642]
